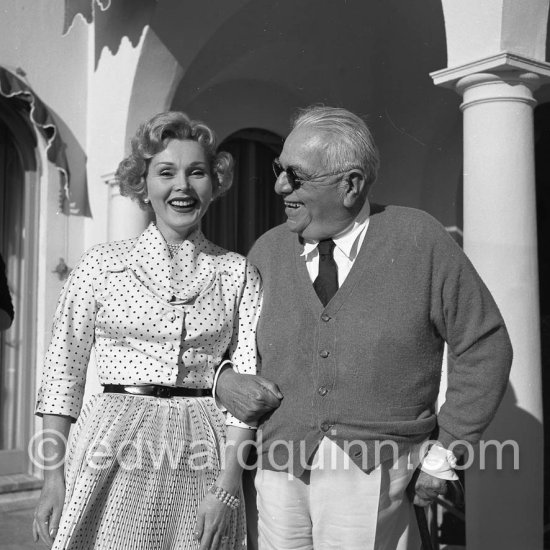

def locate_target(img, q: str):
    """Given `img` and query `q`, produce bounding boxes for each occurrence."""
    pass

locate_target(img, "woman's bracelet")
[209,484,240,509]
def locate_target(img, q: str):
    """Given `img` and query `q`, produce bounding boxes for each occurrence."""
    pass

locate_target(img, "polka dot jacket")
[36,223,262,429]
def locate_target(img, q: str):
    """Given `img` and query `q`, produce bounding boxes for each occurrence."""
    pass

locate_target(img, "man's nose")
[274,172,292,195]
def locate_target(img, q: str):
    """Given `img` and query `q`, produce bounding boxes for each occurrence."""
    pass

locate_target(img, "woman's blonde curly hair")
[116,111,233,210]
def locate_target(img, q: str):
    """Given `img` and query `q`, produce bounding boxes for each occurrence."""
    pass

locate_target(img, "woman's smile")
[146,139,213,242]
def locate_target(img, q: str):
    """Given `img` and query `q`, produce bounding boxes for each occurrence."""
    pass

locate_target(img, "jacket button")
[320,422,331,432]
[319,350,330,358]
[167,312,177,322]
[321,314,331,322]
[164,342,173,351]
[318,386,328,396]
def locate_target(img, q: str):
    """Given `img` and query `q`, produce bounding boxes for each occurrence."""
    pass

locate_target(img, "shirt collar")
[301,199,371,260]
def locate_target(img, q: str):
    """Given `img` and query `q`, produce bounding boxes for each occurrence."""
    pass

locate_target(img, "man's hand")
[216,367,283,424]
[412,470,447,507]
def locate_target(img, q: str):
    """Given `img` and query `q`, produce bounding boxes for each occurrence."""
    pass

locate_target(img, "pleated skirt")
[52,393,246,549]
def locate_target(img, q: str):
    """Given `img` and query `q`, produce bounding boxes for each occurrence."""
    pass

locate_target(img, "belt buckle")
[124,385,153,396]
[157,386,171,398]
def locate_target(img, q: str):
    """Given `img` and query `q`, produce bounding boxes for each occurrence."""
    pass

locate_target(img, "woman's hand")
[194,492,233,550]
[32,475,65,547]
[32,414,71,547]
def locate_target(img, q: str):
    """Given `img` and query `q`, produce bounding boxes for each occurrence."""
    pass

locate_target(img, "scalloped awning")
[63,0,111,35]
[0,67,87,215]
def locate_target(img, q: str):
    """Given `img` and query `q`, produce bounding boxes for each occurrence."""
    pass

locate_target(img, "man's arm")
[411,216,513,505]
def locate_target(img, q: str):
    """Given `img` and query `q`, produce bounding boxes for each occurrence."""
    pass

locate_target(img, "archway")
[202,128,284,255]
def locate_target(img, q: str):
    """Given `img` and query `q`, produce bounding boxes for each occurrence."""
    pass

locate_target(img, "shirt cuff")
[225,412,257,430]
[420,444,459,481]
[212,359,233,412]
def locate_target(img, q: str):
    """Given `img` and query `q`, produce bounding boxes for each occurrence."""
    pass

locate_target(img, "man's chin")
[285,217,303,234]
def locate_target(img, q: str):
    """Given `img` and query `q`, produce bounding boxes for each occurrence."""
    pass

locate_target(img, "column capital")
[430,52,550,89]
[457,72,544,111]
[101,171,122,201]
[101,171,119,187]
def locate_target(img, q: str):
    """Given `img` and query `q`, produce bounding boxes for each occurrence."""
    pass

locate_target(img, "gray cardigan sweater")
[248,204,512,475]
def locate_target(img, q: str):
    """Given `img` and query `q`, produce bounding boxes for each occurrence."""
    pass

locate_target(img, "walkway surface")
[0,491,41,550]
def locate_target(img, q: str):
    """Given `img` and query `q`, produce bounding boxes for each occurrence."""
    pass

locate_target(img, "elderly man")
[216,105,512,549]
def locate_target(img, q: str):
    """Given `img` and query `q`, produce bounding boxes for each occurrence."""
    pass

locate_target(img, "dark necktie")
[313,239,338,306]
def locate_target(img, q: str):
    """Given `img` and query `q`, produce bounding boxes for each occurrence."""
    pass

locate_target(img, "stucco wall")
[169,0,464,228]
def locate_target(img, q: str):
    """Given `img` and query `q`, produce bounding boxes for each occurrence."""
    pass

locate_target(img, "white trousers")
[255,438,421,550]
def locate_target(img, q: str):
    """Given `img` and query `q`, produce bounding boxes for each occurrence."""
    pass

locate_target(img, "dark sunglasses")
[272,158,353,190]
[272,159,306,189]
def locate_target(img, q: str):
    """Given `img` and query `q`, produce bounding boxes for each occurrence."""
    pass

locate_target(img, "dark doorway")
[535,102,550,539]
[0,96,38,476]
[202,128,284,255]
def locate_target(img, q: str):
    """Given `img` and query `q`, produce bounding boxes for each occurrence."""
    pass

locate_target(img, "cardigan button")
[319,350,330,358]
[318,386,328,396]
[321,314,331,322]
[167,312,177,322]
[320,422,331,432]
[164,342,174,351]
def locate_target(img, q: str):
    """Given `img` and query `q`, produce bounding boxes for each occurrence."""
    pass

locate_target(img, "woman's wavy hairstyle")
[116,111,233,210]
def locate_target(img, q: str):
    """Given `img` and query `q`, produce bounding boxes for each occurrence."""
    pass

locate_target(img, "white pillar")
[85,26,182,249]
[103,172,149,241]
[460,70,542,549]
[433,57,550,549]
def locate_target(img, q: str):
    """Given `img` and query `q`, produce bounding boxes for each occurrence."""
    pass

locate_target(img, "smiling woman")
[33,111,261,550]
[117,111,233,210]
[145,139,213,242]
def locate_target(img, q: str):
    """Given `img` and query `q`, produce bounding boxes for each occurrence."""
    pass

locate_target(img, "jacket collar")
[116,222,217,303]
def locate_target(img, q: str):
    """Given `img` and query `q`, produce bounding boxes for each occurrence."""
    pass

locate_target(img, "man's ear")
[342,169,367,208]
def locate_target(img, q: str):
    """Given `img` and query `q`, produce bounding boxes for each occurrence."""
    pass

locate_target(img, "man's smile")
[284,200,303,210]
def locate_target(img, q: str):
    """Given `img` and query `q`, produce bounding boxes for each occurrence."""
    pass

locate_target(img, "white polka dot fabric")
[53,393,246,549]
[35,223,261,549]
[36,222,262,429]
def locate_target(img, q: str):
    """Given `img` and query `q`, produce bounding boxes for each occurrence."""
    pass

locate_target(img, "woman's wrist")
[214,472,240,495]
[209,484,240,509]
[43,470,65,486]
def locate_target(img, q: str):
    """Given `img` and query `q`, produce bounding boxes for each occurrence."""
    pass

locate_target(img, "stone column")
[103,172,150,241]
[432,55,550,549]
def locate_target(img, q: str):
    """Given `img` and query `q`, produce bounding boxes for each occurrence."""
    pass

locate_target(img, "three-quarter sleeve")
[225,261,262,429]
[35,248,100,420]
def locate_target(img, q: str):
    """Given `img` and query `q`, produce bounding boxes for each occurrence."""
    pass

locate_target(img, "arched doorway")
[0,96,40,476]
[202,128,285,255]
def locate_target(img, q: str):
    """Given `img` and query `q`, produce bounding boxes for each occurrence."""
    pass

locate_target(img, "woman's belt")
[103,384,211,398]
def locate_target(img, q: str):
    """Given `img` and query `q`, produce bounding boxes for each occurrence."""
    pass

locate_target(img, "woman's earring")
[143,197,150,204]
